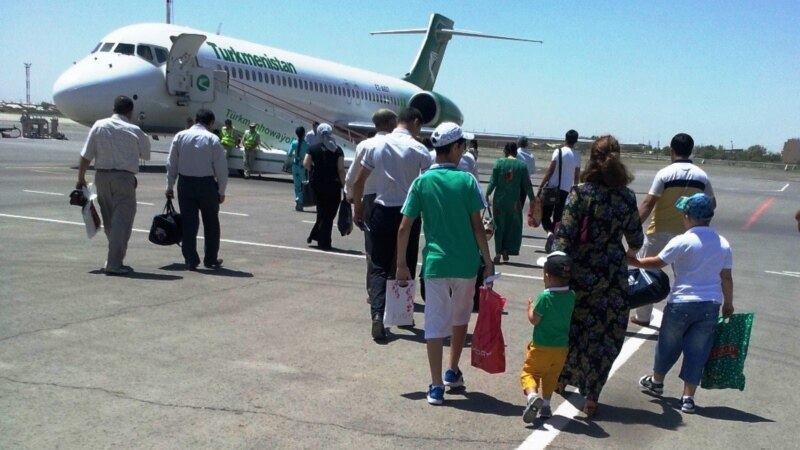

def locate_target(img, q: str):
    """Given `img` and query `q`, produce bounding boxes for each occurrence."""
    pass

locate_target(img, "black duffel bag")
[627,268,671,309]
[149,198,182,246]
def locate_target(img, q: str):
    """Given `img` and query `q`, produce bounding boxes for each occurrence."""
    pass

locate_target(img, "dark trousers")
[361,193,377,292]
[178,176,220,266]
[368,204,421,320]
[541,189,570,233]
[308,185,341,249]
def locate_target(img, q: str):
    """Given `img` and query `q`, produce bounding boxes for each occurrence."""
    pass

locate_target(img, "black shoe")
[204,259,223,269]
[371,319,386,340]
[295,204,303,212]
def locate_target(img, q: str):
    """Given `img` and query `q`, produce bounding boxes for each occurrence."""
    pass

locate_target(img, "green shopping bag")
[700,313,754,391]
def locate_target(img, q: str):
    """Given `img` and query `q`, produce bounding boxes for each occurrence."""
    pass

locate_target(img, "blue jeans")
[291,164,305,203]
[654,302,720,386]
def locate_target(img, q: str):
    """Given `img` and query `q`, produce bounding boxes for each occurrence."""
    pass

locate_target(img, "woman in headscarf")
[554,135,643,417]
[303,123,345,250]
[485,142,535,264]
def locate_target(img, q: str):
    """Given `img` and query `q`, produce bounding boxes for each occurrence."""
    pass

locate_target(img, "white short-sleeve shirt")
[658,226,732,304]
[545,146,581,191]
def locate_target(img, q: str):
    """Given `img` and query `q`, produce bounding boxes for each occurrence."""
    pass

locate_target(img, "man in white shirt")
[76,96,151,275]
[538,129,581,251]
[516,136,535,208]
[352,107,432,340]
[166,109,229,270]
[345,109,398,302]
[305,121,320,147]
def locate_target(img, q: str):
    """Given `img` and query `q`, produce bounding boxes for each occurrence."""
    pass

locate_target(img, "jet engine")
[408,91,464,126]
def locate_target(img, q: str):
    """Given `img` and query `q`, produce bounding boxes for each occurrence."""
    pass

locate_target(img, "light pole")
[24,63,31,105]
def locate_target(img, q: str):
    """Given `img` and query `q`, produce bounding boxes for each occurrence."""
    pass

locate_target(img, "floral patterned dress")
[486,157,534,256]
[554,182,643,402]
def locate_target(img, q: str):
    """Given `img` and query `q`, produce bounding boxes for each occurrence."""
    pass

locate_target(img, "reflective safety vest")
[220,126,236,148]
[243,131,260,151]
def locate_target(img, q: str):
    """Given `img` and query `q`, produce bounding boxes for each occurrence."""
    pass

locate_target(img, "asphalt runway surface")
[1,121,798,449]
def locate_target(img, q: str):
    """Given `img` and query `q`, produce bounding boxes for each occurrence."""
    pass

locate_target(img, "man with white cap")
[241,122,261,178]
[303,123,345,250]
[352,107,432,341]
[397,121,493,404]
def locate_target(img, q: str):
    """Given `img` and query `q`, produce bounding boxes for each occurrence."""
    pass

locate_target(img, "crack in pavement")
[0,375,519,445]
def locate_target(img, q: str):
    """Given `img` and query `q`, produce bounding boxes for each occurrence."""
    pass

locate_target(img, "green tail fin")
[402,14,454,91]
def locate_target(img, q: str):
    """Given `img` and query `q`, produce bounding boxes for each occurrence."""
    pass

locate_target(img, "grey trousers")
[243,149,257,176]
[94,170,137,271]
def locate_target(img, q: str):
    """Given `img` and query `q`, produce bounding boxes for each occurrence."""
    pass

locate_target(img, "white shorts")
[424,277,476,339]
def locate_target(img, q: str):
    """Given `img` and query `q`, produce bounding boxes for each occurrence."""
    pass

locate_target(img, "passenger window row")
[216,63,406,108]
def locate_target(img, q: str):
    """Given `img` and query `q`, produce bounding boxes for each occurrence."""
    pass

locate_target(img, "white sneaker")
[523,395,543,423]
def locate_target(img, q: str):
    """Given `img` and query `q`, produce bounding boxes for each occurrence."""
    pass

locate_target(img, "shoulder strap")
[556,148,563,188]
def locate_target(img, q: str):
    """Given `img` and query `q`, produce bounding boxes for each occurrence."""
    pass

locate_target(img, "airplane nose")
[53,55,163,127]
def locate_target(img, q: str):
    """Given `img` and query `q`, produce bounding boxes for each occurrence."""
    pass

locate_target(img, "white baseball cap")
[430,122,474,147]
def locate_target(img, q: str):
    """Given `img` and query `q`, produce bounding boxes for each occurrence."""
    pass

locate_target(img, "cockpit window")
[114,43,135,55]
[154,47,168,64]
[91,42,102,53]
[99,42,114,52]
[136,45,154,62]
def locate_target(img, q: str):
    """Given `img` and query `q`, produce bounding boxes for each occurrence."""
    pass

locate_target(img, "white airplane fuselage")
[53,23,433,144]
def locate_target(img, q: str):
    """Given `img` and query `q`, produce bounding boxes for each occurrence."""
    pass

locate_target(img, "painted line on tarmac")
[523,244,545,249]
[742,197,775,230]
[765,270,800,278]
[22,190,63,196]
[778,183,789,192]
[517,309,663,450]
[220,211,249,217]
[136,202,154,206]
[0,212,542,281]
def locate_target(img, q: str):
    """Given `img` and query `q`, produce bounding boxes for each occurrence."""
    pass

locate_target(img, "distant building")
[782,139,800,164]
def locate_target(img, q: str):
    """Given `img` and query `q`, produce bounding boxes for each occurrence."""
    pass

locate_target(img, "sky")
[2,0,798,152]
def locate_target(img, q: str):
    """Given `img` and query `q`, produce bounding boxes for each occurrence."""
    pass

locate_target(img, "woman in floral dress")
[554,135,643,416]
[486,143,535,264]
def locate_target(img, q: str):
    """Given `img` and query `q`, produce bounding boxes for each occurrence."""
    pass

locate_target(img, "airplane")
[53,14,543,174]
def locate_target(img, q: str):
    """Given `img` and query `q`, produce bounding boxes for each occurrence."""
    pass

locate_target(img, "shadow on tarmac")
[624,330,659,341]
[501,261,540,269]
[659,397,775,423]
[89,269,182,281]
[158,263,254,278]
[399,390,523,417]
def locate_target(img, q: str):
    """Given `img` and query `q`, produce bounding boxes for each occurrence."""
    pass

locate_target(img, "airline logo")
[197,74,210,92]
[207,42,297,75]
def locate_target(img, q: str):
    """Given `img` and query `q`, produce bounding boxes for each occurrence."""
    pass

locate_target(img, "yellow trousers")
[519,343,568,397]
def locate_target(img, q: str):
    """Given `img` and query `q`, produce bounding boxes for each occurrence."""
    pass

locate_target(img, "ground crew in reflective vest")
[242,123,261,178]
[220,119,237,156]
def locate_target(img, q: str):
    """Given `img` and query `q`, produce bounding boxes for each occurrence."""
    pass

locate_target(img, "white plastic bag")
[81,184,101,239]
[383,280,415,327]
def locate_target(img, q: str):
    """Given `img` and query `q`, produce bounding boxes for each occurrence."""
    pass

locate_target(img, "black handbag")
[627,268,671,309]
[301,180,316,207]
[541,148,563,207]
[149,198,182,246]
[337,193,353,236]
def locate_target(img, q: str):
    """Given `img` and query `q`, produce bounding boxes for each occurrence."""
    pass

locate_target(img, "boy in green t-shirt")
[397,122,494,406]
[521,251,576,422]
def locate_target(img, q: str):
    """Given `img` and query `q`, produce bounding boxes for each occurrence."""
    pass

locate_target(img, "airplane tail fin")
[402,14,453,91]
[371,14,542,92]
[372,14,454,91]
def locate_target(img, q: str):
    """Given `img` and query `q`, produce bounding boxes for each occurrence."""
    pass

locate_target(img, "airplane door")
[166,33,210,100]
[343,82,353,105]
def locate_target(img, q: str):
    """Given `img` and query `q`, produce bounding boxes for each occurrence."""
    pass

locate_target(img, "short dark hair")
[470,139,478,149]
[504,142,518,157]
[671,133,694,157]
[224,119,232,125]
[372,108,398,129]
[566,129,579,145]
[398,107,423,125]
[295,126,306,139]
[517,136,528,148]
[113,96,134,115]
[195,109,215,126]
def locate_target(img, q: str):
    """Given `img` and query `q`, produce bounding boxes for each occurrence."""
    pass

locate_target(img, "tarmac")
[1,118,798,449]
